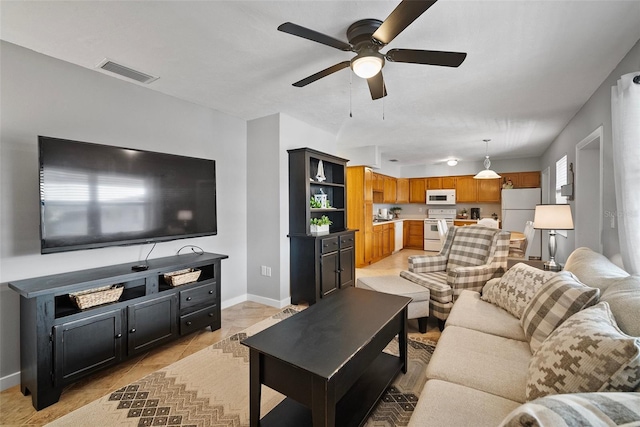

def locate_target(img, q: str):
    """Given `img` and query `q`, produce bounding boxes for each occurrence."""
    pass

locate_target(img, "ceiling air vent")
[96,59,158,84]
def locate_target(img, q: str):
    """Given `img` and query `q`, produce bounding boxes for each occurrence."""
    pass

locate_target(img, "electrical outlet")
[418,207,423,213]
[260,266,272,277]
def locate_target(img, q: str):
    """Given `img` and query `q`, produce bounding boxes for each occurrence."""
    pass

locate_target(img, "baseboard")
[0,371,20,392]
[221,294,248,310]
[247,293,291,309]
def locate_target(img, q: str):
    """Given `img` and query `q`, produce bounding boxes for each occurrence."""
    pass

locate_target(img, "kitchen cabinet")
[518,171,541,188]
[409,178,427,203]
[426,177,442,189]
[404,220,424,249]
[372,172,384,192]
[347,166,373,267]
[372,222,395,262]
[9,252,226,410]
[477,178,502,202]
[500,172,541,189]
[455,176,478,203]
[442,176,456,189]
[396,178,409,203]
[383,176,397,203]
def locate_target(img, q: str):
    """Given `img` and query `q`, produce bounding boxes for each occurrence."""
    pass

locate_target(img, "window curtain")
[611,72,640,274]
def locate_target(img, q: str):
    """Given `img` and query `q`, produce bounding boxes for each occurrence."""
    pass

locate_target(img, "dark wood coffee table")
[241,287,410,427]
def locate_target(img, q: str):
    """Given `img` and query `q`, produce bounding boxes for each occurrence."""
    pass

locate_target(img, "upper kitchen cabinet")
[409,178,427,203]
[477,178,502,202]
[518,171,541,188]
[396,178,409,203]
[426,177,442,190]
[383,176,397,203]
[455,176,478,203]
[372,172,384,193]
[288,148,347,235]
[442,177,456,189]
[500,171,541,189]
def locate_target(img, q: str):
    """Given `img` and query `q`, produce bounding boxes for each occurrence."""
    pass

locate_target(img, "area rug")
[46,307,435,427]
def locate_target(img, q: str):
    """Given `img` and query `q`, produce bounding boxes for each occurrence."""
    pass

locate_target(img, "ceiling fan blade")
[278,22,353,52]
[372,0,438,46]
[386,48,467,67]
[367,72,387,100]
[292,61,351,87]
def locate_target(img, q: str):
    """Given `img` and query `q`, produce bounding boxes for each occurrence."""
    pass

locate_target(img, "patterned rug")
[46,307,435,427]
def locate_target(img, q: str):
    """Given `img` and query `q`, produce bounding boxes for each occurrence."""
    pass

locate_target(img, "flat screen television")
[38,136,217,254]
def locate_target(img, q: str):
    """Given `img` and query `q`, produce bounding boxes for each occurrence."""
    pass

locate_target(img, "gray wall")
[246,113,337,307]
[0,42,247,389]
[540,38,640,263]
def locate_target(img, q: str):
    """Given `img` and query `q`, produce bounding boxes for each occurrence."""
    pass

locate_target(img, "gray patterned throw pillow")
[526,302,640,401]
[520,271,599,352]
[481,263,556,319]
[499,392,640,427]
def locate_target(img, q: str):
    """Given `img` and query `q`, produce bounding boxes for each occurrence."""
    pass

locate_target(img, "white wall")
[0,41,247,389]
[540,39,640,263]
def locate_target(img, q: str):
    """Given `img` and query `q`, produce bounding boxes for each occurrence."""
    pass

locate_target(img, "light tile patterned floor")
[0,249,438,426]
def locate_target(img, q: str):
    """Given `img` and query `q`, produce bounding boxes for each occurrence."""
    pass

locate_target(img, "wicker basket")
[164,268,201,287]
[69,284,124,309]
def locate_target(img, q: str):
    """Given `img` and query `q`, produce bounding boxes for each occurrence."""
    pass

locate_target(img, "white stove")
[424,208,456,251]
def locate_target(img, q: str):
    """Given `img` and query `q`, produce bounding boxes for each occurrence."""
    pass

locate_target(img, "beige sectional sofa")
[408,247,640,427]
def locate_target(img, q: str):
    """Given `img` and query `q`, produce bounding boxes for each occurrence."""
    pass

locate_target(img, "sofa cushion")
[426,325,532,403]
[520,272,599,352]
[601,275,640,337]
[409,380,521,427]
[499,392,640,427]
[482,263,556,319]
[564,247,629,292]
[446,226,494,271]
[526,302,640,400]
[447,290,526,341]
[400,270,451,303]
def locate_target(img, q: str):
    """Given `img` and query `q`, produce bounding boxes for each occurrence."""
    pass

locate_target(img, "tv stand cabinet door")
[53,308,124,387]
[127,293,178,356]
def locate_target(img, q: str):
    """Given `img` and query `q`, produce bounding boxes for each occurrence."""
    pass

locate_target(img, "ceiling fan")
[278,0,467,100]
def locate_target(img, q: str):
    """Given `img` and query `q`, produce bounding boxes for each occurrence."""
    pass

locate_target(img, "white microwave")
[426,189,456,205]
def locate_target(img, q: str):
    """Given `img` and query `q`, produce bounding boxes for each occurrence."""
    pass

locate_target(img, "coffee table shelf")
[258,352,402,427]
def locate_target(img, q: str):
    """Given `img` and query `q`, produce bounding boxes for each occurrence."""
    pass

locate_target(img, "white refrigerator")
[501,188,541,258]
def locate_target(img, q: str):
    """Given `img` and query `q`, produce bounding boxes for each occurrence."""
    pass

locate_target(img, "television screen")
[39,136,217,254]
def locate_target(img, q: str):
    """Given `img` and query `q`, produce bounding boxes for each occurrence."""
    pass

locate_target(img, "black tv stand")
[8,252,228,410]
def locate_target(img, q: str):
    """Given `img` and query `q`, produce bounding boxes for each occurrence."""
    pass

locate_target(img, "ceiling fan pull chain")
[349,70,353,118]
[382,76,385,120]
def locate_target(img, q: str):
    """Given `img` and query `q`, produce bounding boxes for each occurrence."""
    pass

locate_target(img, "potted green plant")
[310,215,332,235]
[389,207,402,218]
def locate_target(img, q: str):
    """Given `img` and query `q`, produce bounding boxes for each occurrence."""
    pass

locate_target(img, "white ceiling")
[2,1,639,166]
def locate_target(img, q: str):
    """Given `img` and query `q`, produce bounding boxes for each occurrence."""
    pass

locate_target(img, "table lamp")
[533,204,574,271]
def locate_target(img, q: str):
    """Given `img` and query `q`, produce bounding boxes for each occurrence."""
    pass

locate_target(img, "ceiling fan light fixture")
[447,159,458,166]
[351,53,384,79]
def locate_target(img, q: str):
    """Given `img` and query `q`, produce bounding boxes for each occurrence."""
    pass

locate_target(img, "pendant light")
[474,139,501,179]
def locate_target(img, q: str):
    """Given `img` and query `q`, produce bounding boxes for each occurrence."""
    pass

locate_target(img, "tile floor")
[0,248,438,426]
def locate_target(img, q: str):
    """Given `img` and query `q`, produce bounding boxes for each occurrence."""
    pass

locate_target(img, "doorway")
[575,126,603,253]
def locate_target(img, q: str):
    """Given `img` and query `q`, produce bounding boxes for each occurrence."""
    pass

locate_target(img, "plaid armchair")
[400,226,509,323]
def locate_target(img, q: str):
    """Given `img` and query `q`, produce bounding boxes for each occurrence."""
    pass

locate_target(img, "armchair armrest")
[447,265,501,297]
[408,254,447,273]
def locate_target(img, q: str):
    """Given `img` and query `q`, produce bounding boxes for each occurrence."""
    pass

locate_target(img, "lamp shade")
[474,168,501,179]
[534,204,574,230]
